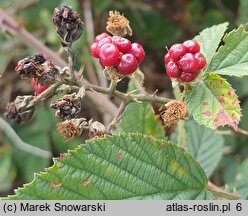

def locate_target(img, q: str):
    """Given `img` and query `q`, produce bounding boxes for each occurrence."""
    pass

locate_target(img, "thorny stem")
[74,80,172,104]
[64,45,76,81]
[207,181,240,200]
[215,128,248,136]
[107,102,127,131]
[173,85,186,148]
[0,9,118,114]
[26,81,63,109]
[108,79,118,94]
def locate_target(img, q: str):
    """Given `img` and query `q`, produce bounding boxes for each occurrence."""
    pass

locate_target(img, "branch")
[74,81,172,104]
[0,9,118,115]
[215,128,248,136]
[107,102,127,131]
[0,117,51,158]
[64,45,76,80]
[208,181,240,200]
[81,0,108,87]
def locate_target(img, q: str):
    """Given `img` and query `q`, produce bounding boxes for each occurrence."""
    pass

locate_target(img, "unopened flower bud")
[52,4,84,45]
[4,95,35,124]
[106,11,132,36]
[160,100,188,127]
[50,92,83,120]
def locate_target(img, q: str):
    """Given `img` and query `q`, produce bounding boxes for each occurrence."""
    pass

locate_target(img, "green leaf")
[208,25,248,77]
[194,22,228,70]
[117,102,165,139]
[0,145,15,193]
[185,73,241,130]
[232,159,248,199]
[172,120,224,177]
[117,78,165,139]
[5,134,212,200]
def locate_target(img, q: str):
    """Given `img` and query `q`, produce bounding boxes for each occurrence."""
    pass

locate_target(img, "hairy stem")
[107,102,127,131]
[208,181,240,200]
[64,45,76,80]
[173,85,186,148]
[74,81,172,104]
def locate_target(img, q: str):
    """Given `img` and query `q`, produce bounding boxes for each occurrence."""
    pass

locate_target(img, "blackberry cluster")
[90,33,145,75]
[164,40,206,82]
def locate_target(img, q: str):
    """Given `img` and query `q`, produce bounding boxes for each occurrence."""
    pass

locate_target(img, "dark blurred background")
[0,0,248,197]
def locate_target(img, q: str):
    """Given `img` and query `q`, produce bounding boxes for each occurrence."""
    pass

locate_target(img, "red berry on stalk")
[113,37,132,53]
[166,61,182,78]
[96,37,113,53]
[178,53,199,73]
[95,33,110,42]
[117,53,138,75]
[99,43,120,66]
[31,79,50,95]
[180,72,196,82]
[164,53,171,64]
[183,40,200,54]
[195,52,207,69]
[128,43,145,63]
[169,43,187,61]
[90,42,99,58]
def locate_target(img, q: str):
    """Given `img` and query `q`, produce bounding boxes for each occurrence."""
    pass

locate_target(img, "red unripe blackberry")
[166,61,182,78]
[164,53,171,64]
[98,43,120,66]
[90,42,99,58]
[117,53,138,75]
[95,33,110,42]
[178,53,199,73]
[113,37,132,53]
[96,37,113,54]
[169,44,187,61]
[183,40,200,54]
[128,43,145,63]
[180,72,196,82]
[195,52,207,69]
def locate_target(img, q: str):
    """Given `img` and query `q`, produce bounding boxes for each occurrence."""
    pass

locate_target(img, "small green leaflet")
[208,25,248,77]
[185,73,241,130]
[194,22,228,71]
[172,120,224,177]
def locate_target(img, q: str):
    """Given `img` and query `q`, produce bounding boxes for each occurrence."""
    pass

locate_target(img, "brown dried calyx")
[57,118,106,141]
[160,100,188,127]
[103,66,125,81]
[50,88,85,120]
[106,11,132,36]
[4,95,35,124]
[15,53,61,85]
[53,4,84,45]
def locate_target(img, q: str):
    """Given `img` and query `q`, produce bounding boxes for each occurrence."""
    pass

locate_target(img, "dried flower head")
[106,11,132,36]
[57,118,87,141]
[103,66,125,80]
[160,100,188,127]
[53,4,84,45]
[4,95,35,124]
[50,92,83,120]
[15,57,40,79]
[15,53,61,85]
